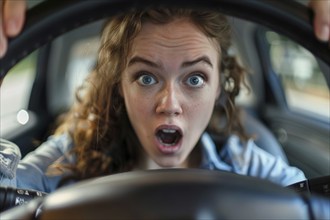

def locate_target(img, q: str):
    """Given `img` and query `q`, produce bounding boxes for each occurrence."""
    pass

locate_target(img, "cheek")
[123,86,154,121]
[126,94,142,114]
[185,93,216,128]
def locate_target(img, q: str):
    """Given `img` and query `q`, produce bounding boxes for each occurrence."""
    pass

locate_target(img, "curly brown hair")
[53,8,247,181]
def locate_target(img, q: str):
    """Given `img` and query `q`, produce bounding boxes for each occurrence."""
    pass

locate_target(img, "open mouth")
[156,126,183,147]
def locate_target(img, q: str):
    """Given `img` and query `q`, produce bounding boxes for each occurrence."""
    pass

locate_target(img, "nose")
[155,84,183,116]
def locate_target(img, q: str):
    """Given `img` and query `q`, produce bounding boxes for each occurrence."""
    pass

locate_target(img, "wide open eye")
[137,74,157,86]
[186,74,205,88]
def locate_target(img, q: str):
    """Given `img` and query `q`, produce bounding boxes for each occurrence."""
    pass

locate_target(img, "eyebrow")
[128,56,160,68]
[181,56,213,68]
[127,55,214,69]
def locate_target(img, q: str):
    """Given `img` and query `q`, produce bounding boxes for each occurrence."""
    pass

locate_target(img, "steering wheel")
[1,0,330,219]
[1,169,330,219]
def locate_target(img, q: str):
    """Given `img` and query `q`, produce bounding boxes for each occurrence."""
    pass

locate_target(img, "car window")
[266,31,329,119]
[47,28,101,116]
[65,37,99,100]
[0,51,38,134]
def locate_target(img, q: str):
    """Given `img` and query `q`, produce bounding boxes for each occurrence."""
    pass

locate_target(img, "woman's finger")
[0,0,26,58]
[0,0,8,58]
[309,0,330,43]
[3,0,26,37]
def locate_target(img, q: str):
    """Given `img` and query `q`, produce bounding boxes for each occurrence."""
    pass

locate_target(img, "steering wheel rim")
[2,170,329,219]
[38,169,308,219]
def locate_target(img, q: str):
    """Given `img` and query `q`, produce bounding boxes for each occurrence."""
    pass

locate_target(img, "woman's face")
[121,18,220,169]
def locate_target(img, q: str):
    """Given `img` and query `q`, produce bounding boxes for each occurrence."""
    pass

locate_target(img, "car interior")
[0,0,329,219]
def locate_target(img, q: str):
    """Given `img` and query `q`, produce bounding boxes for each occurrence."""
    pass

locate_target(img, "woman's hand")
[0,0,26,58]
[309,0,330,45]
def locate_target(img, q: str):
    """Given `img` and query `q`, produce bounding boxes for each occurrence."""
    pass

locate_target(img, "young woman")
[1,7,305,193]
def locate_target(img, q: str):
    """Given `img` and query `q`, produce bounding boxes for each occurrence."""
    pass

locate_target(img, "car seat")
[241,110,288,163]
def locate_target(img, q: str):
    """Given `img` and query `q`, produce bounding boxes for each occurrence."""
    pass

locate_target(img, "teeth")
[159,141,176,147]
[162,129,176,133]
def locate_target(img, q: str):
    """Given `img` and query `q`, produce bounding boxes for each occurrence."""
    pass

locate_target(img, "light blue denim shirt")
[0,133,306,193]
[200,133,306,185]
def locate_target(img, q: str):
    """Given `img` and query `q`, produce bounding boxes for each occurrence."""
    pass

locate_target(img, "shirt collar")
[199,132,232,171]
